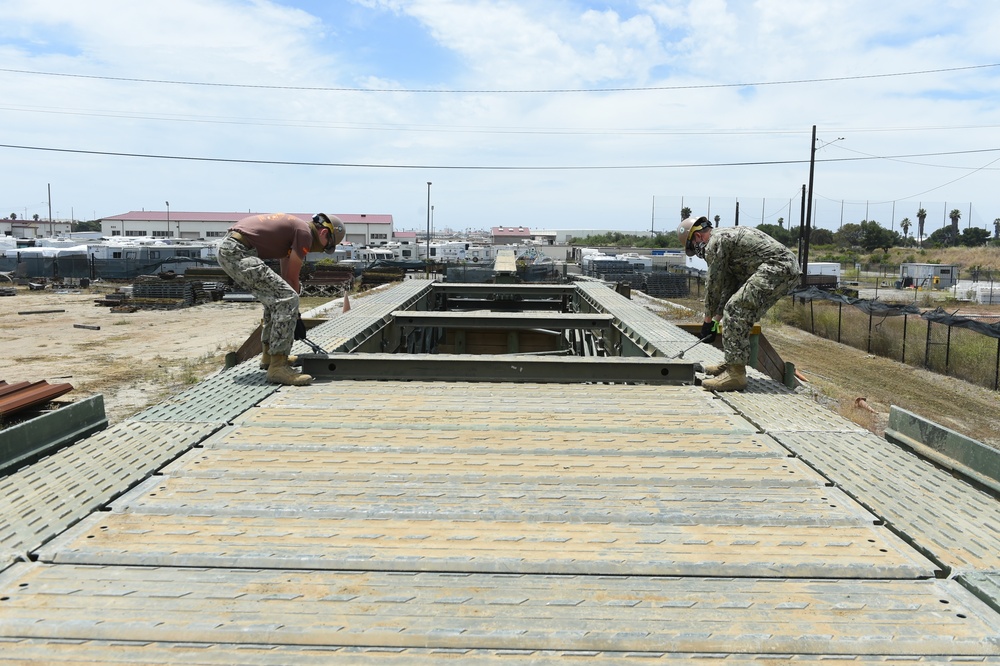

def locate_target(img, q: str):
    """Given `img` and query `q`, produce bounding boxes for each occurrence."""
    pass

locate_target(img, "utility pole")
[798,185,806,265]
[425,182,432,278]
[801,125,817,287]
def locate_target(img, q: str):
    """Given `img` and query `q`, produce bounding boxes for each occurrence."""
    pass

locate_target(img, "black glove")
[700,320,717,343]
[293,315,307,341]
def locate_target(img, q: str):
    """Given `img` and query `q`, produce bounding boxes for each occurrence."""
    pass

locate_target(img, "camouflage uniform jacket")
[703,227,800,319]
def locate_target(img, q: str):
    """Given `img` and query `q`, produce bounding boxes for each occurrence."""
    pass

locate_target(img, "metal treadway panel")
[1,564,999,655]
[128,363,276,423]
[961,572,1000,616]
[776,430,1000,573]
[0,421,216,559]
[721,392,869,433]
[240,406,757,435]
[107,472,879,525]
[261,380,722,413]
[3,641,1000,666]
[158,448,824,487]
[38,511,935,578]
[209,426,791,458]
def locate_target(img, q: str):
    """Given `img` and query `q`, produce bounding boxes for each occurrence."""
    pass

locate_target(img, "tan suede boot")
[702,363,747,392]
[266,354,313,386]
[260,344,298,370]
[702,362,728,376]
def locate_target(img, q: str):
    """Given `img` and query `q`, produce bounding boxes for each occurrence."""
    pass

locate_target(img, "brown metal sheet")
[0,380,73,418]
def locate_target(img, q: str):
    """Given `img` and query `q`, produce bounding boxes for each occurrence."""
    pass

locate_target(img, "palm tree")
[900,217,911,242]
[777,217,785,229]
[681,206,692,220]
[916,208,927,246]
[949,208,962,245]
[714,215,721,226]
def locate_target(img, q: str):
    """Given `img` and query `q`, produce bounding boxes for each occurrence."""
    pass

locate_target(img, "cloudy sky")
[2,0,999,235]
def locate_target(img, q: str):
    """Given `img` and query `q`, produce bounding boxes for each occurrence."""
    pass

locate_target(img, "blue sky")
[1,0,999,235]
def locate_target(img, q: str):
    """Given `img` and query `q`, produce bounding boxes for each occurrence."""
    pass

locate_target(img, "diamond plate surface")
[3,639,999,665]
[160,448,822,486]
[38,511,936,578]
[776,431,1000,573]
[1,564,998,655]
[109,473,877,525]
[721,392,868,433]
[0,421,216,557]
[128,363,276,423]
[259,380,724,412]
[961,572,1000,616]
[294,279,431,354]
[242,406,757,435]
[210,426,789,458]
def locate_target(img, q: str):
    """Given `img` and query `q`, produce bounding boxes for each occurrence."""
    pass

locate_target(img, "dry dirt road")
[2,285,263,424]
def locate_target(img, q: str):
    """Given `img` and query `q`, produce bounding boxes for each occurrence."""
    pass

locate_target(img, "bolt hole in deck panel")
[1,281,999,661]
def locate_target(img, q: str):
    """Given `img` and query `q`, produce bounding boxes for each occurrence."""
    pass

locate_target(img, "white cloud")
[0,0,998,231]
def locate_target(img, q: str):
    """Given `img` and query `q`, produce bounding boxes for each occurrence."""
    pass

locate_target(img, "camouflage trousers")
[720,260,799,365]
[217,236,299,356]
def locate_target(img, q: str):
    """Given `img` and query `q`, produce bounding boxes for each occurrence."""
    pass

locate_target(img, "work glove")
[293,314,308,341]
[700,319,719,343]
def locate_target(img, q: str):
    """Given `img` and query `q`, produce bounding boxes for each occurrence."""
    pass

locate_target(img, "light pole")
[165,201,171,237]
[425,182,432,277]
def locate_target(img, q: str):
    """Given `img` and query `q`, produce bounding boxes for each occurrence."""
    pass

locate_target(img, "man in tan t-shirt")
[217,212,344,385]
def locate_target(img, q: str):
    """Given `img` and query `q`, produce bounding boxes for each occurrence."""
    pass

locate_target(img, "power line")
[4,103,1000,137]
[1,63,997,94]
[1,142,998,171]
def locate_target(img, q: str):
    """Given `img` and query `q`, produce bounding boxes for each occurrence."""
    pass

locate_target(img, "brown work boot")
[702,363,747,392]
[266,354,313,386]
[702,362,728,376]
[260,344,298,370]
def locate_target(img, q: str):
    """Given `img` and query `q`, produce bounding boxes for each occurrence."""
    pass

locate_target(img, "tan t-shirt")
[230,213,313,260]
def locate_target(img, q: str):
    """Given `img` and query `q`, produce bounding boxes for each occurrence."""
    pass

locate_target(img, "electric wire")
[1,63,996,93]
[5,103,1000,137]
[1,142,997,171]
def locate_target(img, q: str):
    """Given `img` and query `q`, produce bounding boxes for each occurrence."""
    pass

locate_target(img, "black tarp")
[791,286,1000,340]
[790,286,921,316]
[922,307,1000,340]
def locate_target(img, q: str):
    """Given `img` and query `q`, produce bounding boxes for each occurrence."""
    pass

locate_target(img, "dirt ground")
[1,285,264,425]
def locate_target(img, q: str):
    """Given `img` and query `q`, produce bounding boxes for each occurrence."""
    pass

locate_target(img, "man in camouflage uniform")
[217,212,344,386]
[678,216,800,391]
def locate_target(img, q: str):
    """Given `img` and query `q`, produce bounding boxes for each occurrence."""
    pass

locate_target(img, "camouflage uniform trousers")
[721,260,799,365]
[217,237,299,356]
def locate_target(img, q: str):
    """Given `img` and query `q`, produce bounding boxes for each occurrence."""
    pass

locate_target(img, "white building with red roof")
[99,211,394,246]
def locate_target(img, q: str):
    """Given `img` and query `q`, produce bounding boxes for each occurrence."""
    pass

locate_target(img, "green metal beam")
[301,353,697,384]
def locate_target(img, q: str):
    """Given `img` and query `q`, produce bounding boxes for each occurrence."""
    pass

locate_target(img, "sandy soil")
[1,285,263,424]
